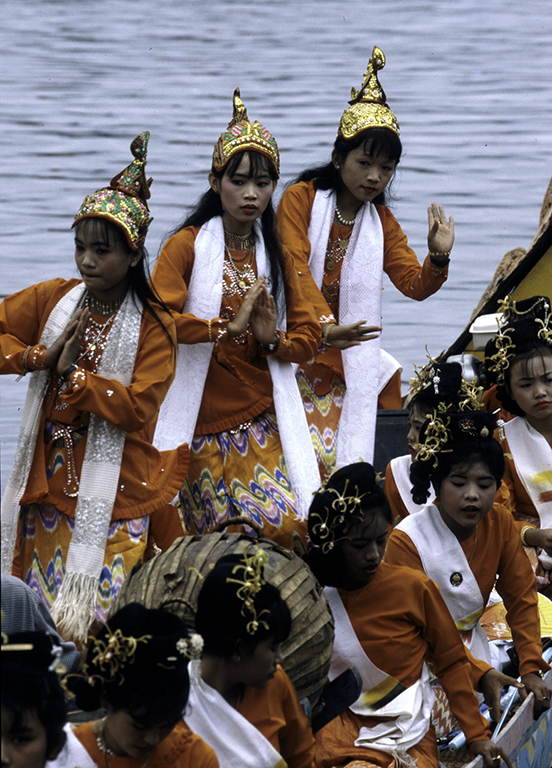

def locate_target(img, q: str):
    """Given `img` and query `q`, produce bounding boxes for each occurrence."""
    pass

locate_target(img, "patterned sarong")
[296,365,346,481]
[19,503,148,625]
[178,412,307,551]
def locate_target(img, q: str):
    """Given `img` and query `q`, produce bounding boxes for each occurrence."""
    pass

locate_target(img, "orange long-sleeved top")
[385,503,549,680]
[151,225,320,434]
[0,278,188,520]
[336,562,490,744]
[276,181,449,384]
[239,665,315,768]
[74,720,219,768]
[499,427,547,524]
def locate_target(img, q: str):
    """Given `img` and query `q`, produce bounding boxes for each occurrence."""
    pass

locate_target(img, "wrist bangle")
[21,345,32,373]
[520,525,533,547]
[429,251,451,267]
[61,364,78,382]
[262,331,279,352]
[208,319,213,343]
[322,323,336,347]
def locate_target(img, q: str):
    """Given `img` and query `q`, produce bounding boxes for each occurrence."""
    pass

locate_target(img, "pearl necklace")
[335,207,356,227]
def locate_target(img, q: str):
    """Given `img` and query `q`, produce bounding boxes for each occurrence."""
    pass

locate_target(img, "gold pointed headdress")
[72,132,153,250]
[338,47,400,141]
[212,88,280,176]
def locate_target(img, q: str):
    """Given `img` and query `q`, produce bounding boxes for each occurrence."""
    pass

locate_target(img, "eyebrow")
[74,237,110,247]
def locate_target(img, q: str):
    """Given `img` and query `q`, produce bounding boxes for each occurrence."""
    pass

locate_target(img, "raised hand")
[250,282,278,346]
[427,203,454,257]
[324,321,381,350]
[55,308,90,376]
[227,278,266,339]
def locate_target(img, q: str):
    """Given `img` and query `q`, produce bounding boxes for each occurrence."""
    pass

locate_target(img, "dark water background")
[2,0,551,491]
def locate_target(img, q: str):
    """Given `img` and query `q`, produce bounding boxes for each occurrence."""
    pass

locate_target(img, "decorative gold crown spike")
[337,46,400,140]
[212,88,280,176]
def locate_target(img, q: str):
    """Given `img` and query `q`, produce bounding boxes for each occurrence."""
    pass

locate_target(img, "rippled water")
[1,0,551,490]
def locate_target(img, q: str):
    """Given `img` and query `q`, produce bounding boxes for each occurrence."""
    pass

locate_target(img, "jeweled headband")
[212,88,280,177]
[72,131,153,250]
[337,46,400,141]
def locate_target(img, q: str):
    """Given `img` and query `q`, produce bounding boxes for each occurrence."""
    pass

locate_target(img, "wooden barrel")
[111,531,334,712]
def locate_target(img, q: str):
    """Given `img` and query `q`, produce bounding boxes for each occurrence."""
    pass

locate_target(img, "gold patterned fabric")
[338,46,400,140]
[212,88,280,176]
[72,131,153,250]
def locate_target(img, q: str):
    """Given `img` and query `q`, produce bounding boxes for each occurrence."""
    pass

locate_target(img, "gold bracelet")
[520,525,533,547]
[428,250,452,258]
[321,323,336,347]
[208,319,212,343]
[21,345,32,373]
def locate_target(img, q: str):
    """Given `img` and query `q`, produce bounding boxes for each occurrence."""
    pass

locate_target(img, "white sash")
[396,507,491,665]
[308,190,384,466]
[325,587,433,765]
[388,455,434,515]
[153,216,319,519]
[45,724,97,768]
[185,660,286,768]
[1,284,142,643]
[505,417,552,570]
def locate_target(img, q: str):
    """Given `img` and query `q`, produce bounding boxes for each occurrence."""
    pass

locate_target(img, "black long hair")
[195,553,292,660]
[293,127,402,206]
[68,604,191,726]
[166,150,288,302]
[74,218,175,350]
[304,462,392,588]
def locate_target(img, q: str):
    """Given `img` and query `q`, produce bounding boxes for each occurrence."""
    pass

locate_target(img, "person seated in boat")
[303,462,511,768]
[151,88,320,551]
[185,547,315,768]
[385,409,551,723]
[67,602,218,767]
[484,294,552,593]
[276,45,454,478]
[2,629,69,768]
[0,132,188,645]
[384,359,512,522]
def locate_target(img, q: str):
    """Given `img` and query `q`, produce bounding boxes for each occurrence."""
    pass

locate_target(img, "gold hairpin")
[311,478,366,553]
[226,548,271,636]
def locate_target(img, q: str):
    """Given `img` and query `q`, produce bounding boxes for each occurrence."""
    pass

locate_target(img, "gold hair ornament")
[415,412,453,468]
[226,547,271,636]
[310,477,367,554]
[485,325,516,387]
[176,634,204,660]
[85,625,151,687]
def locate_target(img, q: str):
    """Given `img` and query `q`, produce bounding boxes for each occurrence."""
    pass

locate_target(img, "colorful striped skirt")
[296,365,346,481]
[179,412,307,551]
[19,503,149,624]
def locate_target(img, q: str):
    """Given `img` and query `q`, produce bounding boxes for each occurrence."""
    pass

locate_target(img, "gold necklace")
[98,718,153,768]
[225,246,256,292]
[224,228,255,250]
[84,289,126,316]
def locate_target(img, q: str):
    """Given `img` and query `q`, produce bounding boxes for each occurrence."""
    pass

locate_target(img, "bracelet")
[321,323,336,347]
[262,331,280,352]
[428,250,452,258]
[520,525,533,547]
[21,345,32,373]
[208,319,212,343]
[61,364,78,382]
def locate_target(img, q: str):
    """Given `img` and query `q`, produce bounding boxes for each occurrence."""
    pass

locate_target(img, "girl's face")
[234,636,282,690]
[438,461,497,540]
[209,153,276,236]
[335,145,396,208]
[74,220,139,302]
[1,706,58,768]
[508,351,552,424]
[407,403,428,457]
[102,709,180,759]
[338,508,388,590]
